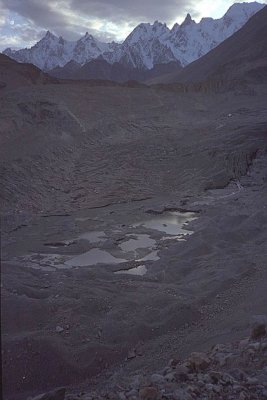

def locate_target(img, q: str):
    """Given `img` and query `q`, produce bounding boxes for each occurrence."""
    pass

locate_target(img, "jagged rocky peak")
[80,32,95,41]
[151,20,169,37]
[125,20,169,44]
[152,20,168,31]
[199,17,213,23]
[180,13,195,28]
[122,23,149,45]
[44,30,57,40]
[171,23,180,33]
[3,47,12,55]
[128,22,151,36]
[35,31,61,49]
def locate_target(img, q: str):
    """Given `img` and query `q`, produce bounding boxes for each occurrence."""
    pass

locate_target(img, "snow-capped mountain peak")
[152,20,169,34]
[44,30,56,40]
[124,21,169,46]
[3,2,266,71]
[80,32,95,41]
[171,23,180,33]
[164,1,265,66]
[180,13,195,28]
[224,1,263,18]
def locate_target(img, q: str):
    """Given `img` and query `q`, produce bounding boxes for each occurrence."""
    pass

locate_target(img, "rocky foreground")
[31,318,267,400]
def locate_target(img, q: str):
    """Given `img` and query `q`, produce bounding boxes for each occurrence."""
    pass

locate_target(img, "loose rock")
[139,387,159,400]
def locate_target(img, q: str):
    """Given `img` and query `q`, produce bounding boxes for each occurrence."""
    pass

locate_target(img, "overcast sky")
[0,0,266,50]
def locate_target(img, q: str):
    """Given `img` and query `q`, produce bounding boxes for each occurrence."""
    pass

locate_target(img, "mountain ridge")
[2,2,265,72]
[150,4,267,85]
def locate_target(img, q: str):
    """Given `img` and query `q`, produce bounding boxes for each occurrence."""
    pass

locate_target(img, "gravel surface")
[1,80,267,399]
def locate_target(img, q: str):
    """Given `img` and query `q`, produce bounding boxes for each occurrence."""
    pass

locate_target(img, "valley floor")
[1,82,267,399]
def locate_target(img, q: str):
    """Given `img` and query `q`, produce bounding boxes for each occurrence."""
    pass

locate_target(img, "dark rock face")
[49,59,182,83]
[251,323,267,340]
[0,54,57,91]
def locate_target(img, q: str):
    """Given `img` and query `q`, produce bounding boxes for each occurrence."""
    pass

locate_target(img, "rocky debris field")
[1,79,267,400]
[30,319,267,400]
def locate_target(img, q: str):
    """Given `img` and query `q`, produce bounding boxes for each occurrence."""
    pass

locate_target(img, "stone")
[174,365,189,382]
[249,342,261,351]
[246,377,259,385]
[233,385,242,392]
[211,344,226,354]
[212,385,221,394]
[172,389,193,400]
[168,358,179,368]
[164,373,175,382]
[239,392,248,400]
[238,339,249,350]
[55,326,64,333]
[126,388,138,398]
[139,387,159,400]
[214,352,231,367]
[228,368,247,382]
[221,373,235,385]
[150,374,165,385]
[188,385,200,395]
[127,349,136,359]
[205,383,215,392]
[187,352,210,371]
[209,370,222,384]
[251,316,267,339]
[31,388,66,400]
[162,367,172,376]
[131,375,142,390]
[202,373,212,383]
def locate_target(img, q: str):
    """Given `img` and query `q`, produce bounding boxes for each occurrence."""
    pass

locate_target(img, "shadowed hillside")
[49,59,182,82]
[0,54,57,91]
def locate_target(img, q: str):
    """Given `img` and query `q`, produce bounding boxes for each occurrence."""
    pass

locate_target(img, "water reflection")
[65,249,126,267]
[114,265,148,276]
[133,211,196,236]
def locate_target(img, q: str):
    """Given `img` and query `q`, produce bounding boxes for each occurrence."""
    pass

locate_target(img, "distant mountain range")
[2,3,266,91]
[2,2,265,78]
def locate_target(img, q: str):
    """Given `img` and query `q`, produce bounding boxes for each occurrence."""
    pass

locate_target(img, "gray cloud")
[4,0,260,49]
[0,0,194,43]
[69,0,192,24]
[1,0,73,32]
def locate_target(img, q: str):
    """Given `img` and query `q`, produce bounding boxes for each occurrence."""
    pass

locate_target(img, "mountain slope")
[2,2,265,71]
[49,59,182,82]
[0,54,56,91]
[154,5,267,84]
